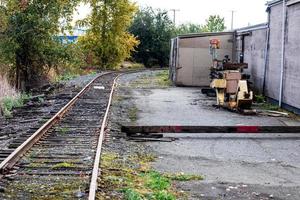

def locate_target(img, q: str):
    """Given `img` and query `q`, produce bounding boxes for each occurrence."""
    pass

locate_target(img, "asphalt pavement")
[148,133,300,199]
[119,71,300,199]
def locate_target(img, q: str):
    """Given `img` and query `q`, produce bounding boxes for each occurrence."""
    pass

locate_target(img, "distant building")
[57,27,87,44]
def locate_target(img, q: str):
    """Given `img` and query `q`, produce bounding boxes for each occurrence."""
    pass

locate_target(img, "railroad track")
[0,83,85,163]
[0,72,119,200]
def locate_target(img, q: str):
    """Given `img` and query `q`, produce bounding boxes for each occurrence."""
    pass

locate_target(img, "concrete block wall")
[283,2,300,110]
[265,3,284,102]
[242,29,268,93]
[236,1,300,113]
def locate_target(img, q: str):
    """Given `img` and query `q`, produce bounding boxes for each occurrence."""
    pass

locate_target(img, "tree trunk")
[15,59,20,90]
[15,50,30,91]
[101,0,108,70]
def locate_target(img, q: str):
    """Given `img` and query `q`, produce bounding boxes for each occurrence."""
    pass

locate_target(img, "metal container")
[169,32,235,87]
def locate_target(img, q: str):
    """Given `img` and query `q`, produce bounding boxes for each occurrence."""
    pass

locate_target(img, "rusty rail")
[0,69,150,199]
[88,74,121,200]
[0,72,110,174]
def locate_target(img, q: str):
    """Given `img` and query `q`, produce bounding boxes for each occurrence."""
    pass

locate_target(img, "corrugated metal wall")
[171,33,234,87]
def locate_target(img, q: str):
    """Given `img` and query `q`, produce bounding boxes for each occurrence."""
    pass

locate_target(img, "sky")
[134,0,269,29]
[75,0,269,30]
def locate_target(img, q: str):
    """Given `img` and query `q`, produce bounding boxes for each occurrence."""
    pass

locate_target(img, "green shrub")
[153,191,176,200]
[124,189,143,200]
[255,94,265,103]
[1,93,31,117]
[55,73,79,82]
[51,162,74,169]
[145,171,170,191]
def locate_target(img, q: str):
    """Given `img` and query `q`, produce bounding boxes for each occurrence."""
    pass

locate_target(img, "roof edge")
[176,31,234,39]
[266,0,283,7]
[235,23,268,33]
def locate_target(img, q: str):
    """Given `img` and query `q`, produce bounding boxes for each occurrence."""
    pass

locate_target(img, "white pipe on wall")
[279,0,287,107]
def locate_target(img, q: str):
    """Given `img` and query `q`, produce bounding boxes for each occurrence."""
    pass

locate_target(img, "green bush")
[124,189,143,200]
[153,191,176,200]
[145,171,170,191]
[255,94,266,103]
[1,93,31,117]
[55,73,79,82]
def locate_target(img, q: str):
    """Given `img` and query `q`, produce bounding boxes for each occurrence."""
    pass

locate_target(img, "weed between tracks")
[5,178,88,200]
[58,127,70,135]
[97,152,203,200]
[51,162,75,169]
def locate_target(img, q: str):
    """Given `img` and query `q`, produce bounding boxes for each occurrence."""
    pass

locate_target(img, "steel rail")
[88,73,121,200]
[0,69,153,198]
[0,72,111,174]
[88,69,159,199]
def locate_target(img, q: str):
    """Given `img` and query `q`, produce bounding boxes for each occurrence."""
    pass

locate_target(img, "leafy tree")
[78,0,139,70]
[175,23,203,35]
[0,0,81,90]
[129,7,174,68]
[202,15,226,32]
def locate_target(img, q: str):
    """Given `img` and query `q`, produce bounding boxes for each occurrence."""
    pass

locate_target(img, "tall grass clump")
[0,74,30,118]
[0,74,18,100]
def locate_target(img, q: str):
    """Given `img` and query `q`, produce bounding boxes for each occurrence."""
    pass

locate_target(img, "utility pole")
[231,10,236,30]
[170,9,180,25]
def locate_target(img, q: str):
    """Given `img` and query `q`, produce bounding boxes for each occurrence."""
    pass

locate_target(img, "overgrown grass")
[121,61,145,70]
[0,74,31,118]
[123,189,143,200]
[0,74,18,117]
[0,74,18,99]
[164,173,203,181]
[128,107,138,122]
[51,162,74,169]
[260,103,280,111]
[130,70,172,88]
[1,93,31,117]
[98,152,202,200]
[254,94,280,111]
[254,94,266,103]
[155,70,172,87]
[144,171,171,191]
[55,73,79,82]
[58,127,70,135]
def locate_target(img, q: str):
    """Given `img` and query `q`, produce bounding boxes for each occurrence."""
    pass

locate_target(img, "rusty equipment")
[209,39,253,111]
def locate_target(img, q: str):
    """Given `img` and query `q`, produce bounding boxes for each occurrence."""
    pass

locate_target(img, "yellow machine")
[209,39,253,111]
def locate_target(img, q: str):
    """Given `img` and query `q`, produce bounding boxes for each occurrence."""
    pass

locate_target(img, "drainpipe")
[262,12,271,96]
[241,35,245,63]
[279,0,287,107]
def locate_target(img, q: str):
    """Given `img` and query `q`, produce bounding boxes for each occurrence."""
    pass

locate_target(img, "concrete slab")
[117,71,300,199]
[147,133,300,199]
[132,87,300,127]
